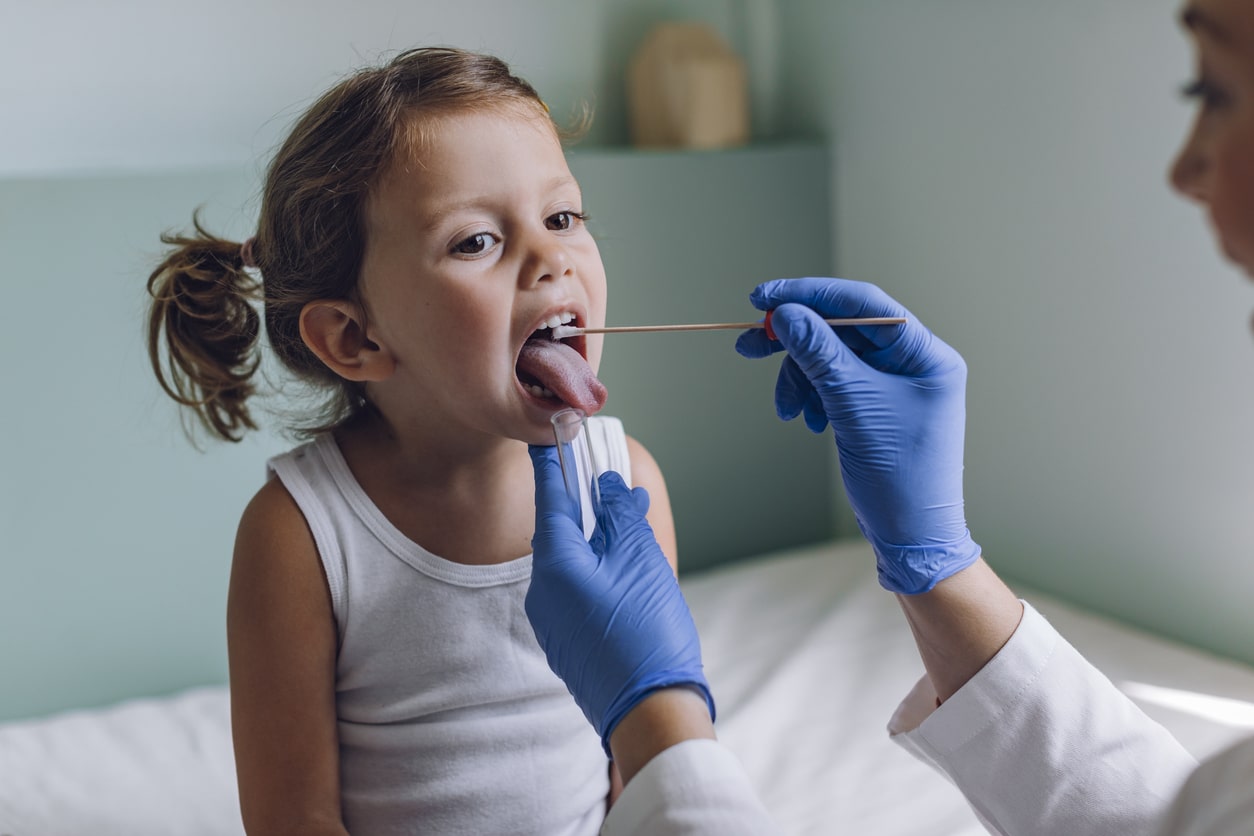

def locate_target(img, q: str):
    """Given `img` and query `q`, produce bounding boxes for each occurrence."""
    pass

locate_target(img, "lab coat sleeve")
[600,739,778,836]
[1153,735,1254,836]
[888,602,1198,836]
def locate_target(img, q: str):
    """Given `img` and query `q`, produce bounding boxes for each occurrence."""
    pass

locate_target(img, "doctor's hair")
[147,46,570,443]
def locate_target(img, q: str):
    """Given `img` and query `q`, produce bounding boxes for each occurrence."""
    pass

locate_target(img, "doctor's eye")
[452,231,499,256]
[546,210,588,231]
[1181,78,1231,110]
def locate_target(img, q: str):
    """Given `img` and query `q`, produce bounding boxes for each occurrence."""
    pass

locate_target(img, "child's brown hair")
[147,47,550,442]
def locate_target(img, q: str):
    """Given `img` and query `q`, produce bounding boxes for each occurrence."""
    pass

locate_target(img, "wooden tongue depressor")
[550,310,906,341]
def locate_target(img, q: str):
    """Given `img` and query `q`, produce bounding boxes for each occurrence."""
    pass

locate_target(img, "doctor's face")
[1170,0,1254,276]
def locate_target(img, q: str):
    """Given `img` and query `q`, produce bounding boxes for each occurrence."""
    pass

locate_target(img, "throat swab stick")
[550,310,906,341]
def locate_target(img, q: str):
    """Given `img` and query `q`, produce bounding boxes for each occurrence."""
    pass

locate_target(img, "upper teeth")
[539,312,576,331]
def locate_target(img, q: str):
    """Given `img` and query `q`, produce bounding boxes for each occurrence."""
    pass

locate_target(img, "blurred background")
[3,0,1252,723]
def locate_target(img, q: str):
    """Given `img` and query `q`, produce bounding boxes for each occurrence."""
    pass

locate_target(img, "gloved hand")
[527,445,714,753]
[735,277,981,594]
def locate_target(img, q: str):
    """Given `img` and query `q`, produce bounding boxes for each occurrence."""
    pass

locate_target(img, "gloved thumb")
[528,444,589,570]
[529,445,579,521]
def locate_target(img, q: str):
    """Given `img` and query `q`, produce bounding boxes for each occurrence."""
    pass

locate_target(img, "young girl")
[145,47,678,835]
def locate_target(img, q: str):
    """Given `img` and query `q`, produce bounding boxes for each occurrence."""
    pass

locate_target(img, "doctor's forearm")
[896,558,1025,702]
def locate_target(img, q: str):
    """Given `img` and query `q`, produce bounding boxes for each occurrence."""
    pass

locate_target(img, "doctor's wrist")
[608,687,717,786]
[896,557,1024,701]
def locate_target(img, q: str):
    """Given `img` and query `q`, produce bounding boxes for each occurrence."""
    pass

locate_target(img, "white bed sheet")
[686,539,1254,836]
[4,538,1254,836]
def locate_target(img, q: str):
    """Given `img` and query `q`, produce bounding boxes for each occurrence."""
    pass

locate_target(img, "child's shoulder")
[237,436,334,550]
[238,469,310,549]
[231,464,325,604]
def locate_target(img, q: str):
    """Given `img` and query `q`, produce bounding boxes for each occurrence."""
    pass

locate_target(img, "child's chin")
[514,424,560,447]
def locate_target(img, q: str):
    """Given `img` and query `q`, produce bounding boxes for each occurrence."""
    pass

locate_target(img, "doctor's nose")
[1170,133,1209,204]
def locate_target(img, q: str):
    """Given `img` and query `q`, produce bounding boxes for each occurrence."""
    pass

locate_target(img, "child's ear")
[299,300,395,382]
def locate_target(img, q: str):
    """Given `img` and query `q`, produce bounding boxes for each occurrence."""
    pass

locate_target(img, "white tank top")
[266,417,631,836]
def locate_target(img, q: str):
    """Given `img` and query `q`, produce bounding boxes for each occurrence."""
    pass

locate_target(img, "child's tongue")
[516,338,608,414]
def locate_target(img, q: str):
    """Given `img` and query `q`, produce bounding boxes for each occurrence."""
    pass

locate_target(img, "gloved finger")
[590,471,647,554]
[629,485,652,517]
[802,393,830,434]
[739,308,878,364]
[749,278,914,352]
[528,444,581,527]
[857,315,963,381]
[739,280,901,360]
[782,359,834,432]
[754,279,953,377]
[828,322,879,358]
[588,472,650,553]
[774,355,812,421]
[770,303,869,385]
[734,325,783,359]
[598,471,651,516]
[750,277,907,321]
[597,472,657,540]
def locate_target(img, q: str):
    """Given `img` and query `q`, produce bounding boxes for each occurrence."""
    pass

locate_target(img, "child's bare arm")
[227,479,347,836]
[624,435,678,576]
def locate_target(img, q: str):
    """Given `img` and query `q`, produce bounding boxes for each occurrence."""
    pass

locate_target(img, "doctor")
[526,1,1254,834]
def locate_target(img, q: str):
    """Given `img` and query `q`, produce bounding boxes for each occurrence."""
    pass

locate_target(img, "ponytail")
[147,212,262,442]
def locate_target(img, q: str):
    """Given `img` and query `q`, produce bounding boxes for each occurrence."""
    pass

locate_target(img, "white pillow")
[0,686,242,836]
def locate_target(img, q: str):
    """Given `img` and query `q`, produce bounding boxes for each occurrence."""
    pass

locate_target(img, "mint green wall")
[3,0,763,176]
[775,1,1254,666]
[0,144,831,722]
[1,169,282,722]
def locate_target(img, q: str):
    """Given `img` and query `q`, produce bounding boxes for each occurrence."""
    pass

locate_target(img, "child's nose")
[520,232,573,286]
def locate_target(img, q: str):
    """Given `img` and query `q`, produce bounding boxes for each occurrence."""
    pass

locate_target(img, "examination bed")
[4,538,1253,836]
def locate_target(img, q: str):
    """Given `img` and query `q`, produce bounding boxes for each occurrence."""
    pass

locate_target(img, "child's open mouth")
[515,312,607,413]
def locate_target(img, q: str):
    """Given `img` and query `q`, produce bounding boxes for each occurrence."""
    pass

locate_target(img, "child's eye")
[452,232,499,255]
[546,210,588,231]
[1181,78,1231,110]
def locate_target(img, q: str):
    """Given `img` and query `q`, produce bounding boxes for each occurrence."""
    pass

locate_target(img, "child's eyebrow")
[421,176,583,230]
[545,174,581,195]
[422,198,492,228]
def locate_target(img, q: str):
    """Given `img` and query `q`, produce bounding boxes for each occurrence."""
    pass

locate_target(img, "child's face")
[358,106,609,445]
[1171,0,1254,276]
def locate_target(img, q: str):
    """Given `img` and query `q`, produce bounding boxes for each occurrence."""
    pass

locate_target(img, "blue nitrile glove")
[735,277,981,595]
[527,445,714,753]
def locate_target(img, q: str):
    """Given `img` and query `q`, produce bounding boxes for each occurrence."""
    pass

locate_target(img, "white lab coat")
[601,603,1254,836]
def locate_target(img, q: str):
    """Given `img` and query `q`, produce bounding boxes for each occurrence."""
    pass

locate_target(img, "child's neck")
[333,415,538,566]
